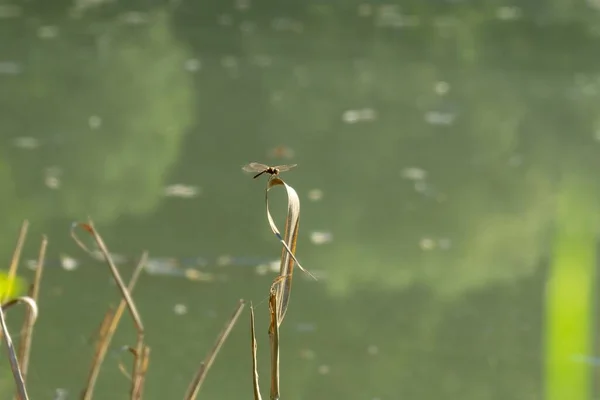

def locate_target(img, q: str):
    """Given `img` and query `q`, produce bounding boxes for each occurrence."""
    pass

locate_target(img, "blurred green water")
[1,1,600,399]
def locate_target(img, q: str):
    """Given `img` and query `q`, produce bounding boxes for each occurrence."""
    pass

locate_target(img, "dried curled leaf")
[265,177,316,325]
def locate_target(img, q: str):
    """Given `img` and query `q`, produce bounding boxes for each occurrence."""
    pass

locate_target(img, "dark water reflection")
[2,1,600,399]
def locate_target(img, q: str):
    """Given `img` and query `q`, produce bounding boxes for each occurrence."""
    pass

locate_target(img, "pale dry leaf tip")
[2,296,39,323]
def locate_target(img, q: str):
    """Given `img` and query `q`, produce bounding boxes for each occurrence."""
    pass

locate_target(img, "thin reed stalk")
[16,235,47,389]
[80,252,148,400]
[268,285,280,400]
[72,221,145,332]
[184,300,246,400]
[1,296,38,400]
[3,220,29,303]
[250,305,263,400]
[130,340,150,400]
[72,220,147,400]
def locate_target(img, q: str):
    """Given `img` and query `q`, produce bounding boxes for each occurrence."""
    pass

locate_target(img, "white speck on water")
[164,184,201,198]
[270,91,284,103]
[496,6,522,21]
[376,5,419,28]
[45,176,60,189]
[145,259,179,276]
[90,250,126,264]
[0,61,21,75]
[235,0,251,11]
[268,260,279,273]
[438,238,452,249]
[358,4,372,17]
[251,55,272,67]
[60,255,79,271]
[25,259,38,270]
[299,348,316,359]
[184,58,202,72]
[13,137,40,149]
[588,0,600,11]
[317,365,330,375]
[120,11,148,25]
[53,388,69,400]
[173,303,188,315]
[38,25,59,39]
[271,17,293,31]
[419,237,435,251]
[414,181,428,193]
[434,81,450,95]
[310,231,333,245]
[401,167,427,181]
[217,255,233,266]
[88,115,102,129]
[255,264,269,275]
[218,14,233,26]
[424,110,456,126]
[367,345,379,355]
[308,189,323,201]
[268,144,295,159]
[376,5,402,27]
[184,269,215,282]
[358,108,377,121]
[0,4,22,18]
[343,108,377,123]
[342,110,361,124]
[44,166,62,189]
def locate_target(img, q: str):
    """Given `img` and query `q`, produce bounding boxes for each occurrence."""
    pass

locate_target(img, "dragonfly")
[242,162,297,179]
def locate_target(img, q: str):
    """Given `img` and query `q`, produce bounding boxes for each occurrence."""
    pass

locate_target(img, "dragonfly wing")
[242,162,268,172]
[275,164,297,172]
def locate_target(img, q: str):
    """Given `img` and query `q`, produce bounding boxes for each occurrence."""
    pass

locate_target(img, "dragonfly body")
[242,162,297,179]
